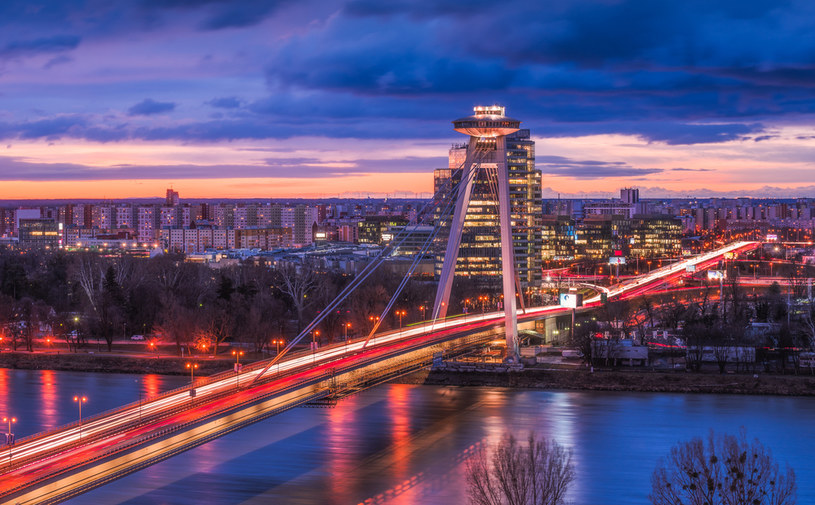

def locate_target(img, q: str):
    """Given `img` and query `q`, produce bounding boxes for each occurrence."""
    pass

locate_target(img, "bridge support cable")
[361,172,470,347]
[251,158,476,384]
[431,143,490,321]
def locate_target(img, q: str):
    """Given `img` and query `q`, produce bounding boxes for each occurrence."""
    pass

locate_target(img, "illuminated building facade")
[433,128,542,288]
[18,219,60,248]
[629,215,682,258]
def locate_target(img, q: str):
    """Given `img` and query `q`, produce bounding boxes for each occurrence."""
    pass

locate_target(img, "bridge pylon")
[433,105,521,361]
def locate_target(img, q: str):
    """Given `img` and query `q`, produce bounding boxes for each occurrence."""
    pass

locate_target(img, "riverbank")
[0,352,232,375]
[395,368,815,396]
[5,352,815,396]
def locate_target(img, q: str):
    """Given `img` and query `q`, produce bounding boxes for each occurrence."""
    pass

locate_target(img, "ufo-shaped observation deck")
[452,105,521,138]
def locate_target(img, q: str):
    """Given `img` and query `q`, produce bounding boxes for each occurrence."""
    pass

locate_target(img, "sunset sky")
[2,0,815,199]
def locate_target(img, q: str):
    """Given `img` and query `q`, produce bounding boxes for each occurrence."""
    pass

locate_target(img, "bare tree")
[651,429,796,505]
[74,254,105,313]
[467,432,574,505]
[276,261,317,330]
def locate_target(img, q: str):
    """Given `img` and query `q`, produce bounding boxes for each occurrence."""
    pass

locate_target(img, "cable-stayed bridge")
[0,240,758,505]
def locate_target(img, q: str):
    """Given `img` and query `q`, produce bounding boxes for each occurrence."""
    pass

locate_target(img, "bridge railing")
[10,302,559,452]
[11,345,319,449]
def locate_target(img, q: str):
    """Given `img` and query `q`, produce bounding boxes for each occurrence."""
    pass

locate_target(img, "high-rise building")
[166,189,180,206]
[137,205,160,242]
[18,218,60,248]
[433,129,542,288]
[621,187,639,204]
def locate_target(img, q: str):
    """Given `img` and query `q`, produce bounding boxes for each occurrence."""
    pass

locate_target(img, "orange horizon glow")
[3,127,815,200]
[0,174,435,200]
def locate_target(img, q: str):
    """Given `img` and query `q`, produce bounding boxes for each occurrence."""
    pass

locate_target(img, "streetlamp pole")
[344,323,351,352]
[73,396,87,441]
[311,330,320,363]
[2,415,16,466]
[232,350,244,388]
[273,339,284,374]
[186,362,198,402]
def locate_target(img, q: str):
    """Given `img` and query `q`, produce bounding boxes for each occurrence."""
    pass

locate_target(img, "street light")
[73,396,87,441]
[395,310,406,330]
[186,362,199,400]
[232,350,244,388]
[343,323,351,352]
[3,415,16,466]
[419,305,427,320]
[271,338,285,374]
[271,338,284,355]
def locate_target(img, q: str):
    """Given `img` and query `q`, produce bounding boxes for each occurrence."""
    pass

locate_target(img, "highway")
[0,241,758,504]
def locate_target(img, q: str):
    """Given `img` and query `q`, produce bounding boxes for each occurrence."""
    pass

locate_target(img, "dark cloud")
[43,54,73,69]
[206,96,243,108]
[0,35,81,59]
[536,155,664,179]
[3,0,815,148]
[127,99,176,116]
[0,116,88,140]
[0,153,444,181]
[137,0,291,30]
[531,120,765,145]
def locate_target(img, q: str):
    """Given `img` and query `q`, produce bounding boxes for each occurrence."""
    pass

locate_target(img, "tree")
[276,261,317,331]
[569,318,599,366]
[467,432,574,505]
[651,429,796,505]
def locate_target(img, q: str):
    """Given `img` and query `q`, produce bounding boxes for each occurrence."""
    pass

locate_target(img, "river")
[1,368,812,504]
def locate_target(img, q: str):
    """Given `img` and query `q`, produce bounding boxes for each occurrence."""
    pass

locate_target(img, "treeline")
[571,274,815,373]
[0,248,454,355]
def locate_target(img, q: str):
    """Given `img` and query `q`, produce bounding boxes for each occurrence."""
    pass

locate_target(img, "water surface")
[1,369,811,504]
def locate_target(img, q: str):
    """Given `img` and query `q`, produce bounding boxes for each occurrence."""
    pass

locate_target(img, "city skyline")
[3,0,815,199]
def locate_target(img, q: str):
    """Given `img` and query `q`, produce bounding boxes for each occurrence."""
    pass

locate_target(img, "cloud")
[0,153,444,181]
[0,116,89,140]
[137,0,292,30]
[533,120,765,145]
[0,35,81,59]
[206,96,243,108]
[127,99,176,116]
[536,155,664,179]
[543,184,815,199]
[2,0,815,153]
[43,54,74,69]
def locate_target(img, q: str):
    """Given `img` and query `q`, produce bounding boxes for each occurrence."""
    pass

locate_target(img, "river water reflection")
[1,368,812,504]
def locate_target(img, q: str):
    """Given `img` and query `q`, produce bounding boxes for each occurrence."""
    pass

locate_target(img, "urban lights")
[232,350,244,388]
[186,362,199,399]
[395,310,407,330]
[271,338,285,355]
[311,330,320,362]
[73,396,87,441]
[3,415,16,465]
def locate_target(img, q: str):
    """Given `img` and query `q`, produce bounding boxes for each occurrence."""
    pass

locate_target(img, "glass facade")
[434,129,542,288]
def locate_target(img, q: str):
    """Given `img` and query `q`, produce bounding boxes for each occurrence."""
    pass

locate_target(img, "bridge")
[0,240,758,505]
